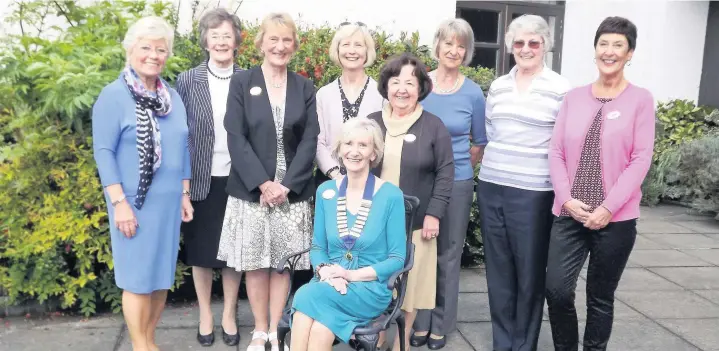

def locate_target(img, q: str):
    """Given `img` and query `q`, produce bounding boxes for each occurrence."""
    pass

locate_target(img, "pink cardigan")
[549,83,655,221]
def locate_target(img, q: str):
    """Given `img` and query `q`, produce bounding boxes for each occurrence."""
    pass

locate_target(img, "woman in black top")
[367,53,454,350]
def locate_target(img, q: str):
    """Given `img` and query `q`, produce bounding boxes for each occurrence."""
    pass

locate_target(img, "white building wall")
[561,0,708,103]
[175,0,457,46]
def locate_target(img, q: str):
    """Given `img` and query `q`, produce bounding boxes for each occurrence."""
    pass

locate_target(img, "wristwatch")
[111,195,126,207]
[182,189,190,197]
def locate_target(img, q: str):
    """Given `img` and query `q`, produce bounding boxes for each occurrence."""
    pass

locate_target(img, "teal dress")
[291,178,407,343]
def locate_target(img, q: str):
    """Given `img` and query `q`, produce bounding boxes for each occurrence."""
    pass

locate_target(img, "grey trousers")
[414,179,474,336]
[477,180,554,351]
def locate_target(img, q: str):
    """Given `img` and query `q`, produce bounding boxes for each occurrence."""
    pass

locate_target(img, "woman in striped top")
[176,9,243,347]
[477,14,571,351]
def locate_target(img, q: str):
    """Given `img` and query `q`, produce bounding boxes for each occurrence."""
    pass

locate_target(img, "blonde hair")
[431,18,475,66]
[254,12,300,52]
[331,118,385,169]
[122,16,175,58]
[329,24,377,68]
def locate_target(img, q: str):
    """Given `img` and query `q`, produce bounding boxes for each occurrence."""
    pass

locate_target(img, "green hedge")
[0,0,493,315]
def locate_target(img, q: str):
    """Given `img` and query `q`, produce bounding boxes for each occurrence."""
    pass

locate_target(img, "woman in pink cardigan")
[545,17,655,351]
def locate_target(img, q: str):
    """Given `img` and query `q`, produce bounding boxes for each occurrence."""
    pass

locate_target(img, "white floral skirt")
[217,196,312,272]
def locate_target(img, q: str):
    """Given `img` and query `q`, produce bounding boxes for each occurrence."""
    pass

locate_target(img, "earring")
[627,60,632,66]
[593,58,597,63]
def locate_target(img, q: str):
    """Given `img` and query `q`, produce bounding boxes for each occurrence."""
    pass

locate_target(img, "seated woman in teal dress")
[290,118,407,351]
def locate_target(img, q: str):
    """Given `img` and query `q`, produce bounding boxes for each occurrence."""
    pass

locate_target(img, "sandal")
[246,330,269,351]
[268,331,290,351]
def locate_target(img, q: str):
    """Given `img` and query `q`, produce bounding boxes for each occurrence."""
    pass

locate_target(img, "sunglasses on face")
[513,40,542,50]
[340,21,367,27]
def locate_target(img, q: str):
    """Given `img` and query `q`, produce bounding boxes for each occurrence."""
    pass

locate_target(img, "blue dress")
[291,179,407,343]
[92,78,191,294]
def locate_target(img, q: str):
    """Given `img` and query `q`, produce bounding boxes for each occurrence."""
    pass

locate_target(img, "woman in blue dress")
[92,16,193,351]
[290,118,407,351]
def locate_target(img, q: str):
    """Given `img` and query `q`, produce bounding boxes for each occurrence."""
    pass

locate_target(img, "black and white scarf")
[122,66,172,209]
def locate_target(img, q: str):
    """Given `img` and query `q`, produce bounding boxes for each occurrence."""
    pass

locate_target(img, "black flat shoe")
[222,326,240,346]
[427,335,446,350]
[410,332,429,347]
[196,327,215,347]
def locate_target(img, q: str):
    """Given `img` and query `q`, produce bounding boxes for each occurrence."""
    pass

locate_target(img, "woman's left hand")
[181,196,194,222]
[584,206,612,230]
[422,215,440,240]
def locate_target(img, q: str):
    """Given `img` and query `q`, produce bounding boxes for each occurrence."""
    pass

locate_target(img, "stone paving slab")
[458,268,487,293]
[457,292,490,322]
[580,267,683,291]
[628,249,712,267]
[643,234,719,249]
[578,319,700,351]
[0,324,119,351]
[157,301,254,329]
[673,220,719,234]
[615,290,719,319]
[693,290,719,304]
[650,267,719,289]
[633,234,671,250]
[637,220,697,234]
[681,249,719,266]
[657,319,719,351]
[457,321,555,351]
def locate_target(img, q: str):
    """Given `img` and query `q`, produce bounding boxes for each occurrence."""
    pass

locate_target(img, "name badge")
[607,111,621,120]
[322,189,336,199]
[250,86,262,96]
[404,134,417,143]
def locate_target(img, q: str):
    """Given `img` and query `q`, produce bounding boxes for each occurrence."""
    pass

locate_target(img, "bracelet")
[325,166,340,178]
[182,189,190,197]
[111,195,126,207]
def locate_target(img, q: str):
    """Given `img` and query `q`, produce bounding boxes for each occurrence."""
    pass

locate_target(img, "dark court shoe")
[427,335,446,350]
[222,326,240,346]
[196,327,215,347]
[410,332,429,347]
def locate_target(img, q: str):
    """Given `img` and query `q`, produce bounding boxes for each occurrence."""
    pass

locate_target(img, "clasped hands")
[259,181,290,208]
[318,264,351,295]
[562,198,612,230]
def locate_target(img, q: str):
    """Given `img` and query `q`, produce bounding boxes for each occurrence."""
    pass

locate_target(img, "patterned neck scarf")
[122,66,172,209]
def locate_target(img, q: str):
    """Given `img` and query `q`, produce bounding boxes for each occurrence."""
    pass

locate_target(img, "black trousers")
[477,181,554,351]
[545,216,637,351]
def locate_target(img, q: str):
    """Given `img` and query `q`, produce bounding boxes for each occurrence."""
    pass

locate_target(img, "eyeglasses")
[340,21,367,27]
[513,40,542,50]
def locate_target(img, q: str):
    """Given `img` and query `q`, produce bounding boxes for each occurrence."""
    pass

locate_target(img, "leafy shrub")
[658,133,719,218]
[654,99,719,158]
[1,0,492,315]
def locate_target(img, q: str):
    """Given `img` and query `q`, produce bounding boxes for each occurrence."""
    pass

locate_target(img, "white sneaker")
[246,330,269,351]
[268,331,290,351]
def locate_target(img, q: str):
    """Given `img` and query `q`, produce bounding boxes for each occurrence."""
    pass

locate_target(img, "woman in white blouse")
[176,8,242,348]
[315,22,384,184]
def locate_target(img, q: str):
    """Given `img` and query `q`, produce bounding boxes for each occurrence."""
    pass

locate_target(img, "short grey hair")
[122,16,175,58]
[331,118,385,169]
[329,24,377,68]
[198,8,242,52]
[504,14,553,53]
[432,18,475,66]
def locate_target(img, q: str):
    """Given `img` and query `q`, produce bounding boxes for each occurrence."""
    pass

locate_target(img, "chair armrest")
[275,248,311,275]
[387,244,415,290]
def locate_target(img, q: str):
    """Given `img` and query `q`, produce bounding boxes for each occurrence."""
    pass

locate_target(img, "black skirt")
[180,176,229,268]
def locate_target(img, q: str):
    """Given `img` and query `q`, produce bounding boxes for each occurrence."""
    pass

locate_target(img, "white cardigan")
[314,78,385,175]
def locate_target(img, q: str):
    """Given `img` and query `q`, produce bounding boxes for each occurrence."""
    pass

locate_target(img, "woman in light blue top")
[92,17,193,351]
[290,118,406,351]
[413,18,487,350]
